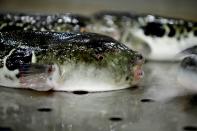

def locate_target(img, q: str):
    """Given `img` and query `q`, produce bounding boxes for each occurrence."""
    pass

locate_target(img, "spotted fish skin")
[2,11,195,61]
[0,13,90,32]
[92,11,197,61]
[0,31,143,91]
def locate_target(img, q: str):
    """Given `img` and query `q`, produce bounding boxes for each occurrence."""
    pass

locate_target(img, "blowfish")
[92,11,197,61]
[0,31,144,92]
[0,12,90,32]
[2,11,195,61]
[177,55,197,92]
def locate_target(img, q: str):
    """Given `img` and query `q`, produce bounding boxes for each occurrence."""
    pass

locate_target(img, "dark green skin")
[0,31,143,85]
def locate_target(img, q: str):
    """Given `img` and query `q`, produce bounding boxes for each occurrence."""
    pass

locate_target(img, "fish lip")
[133,64,144,81]
[132,54,145,83]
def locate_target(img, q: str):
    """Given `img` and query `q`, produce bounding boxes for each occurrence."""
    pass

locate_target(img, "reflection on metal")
[1,62,197,131]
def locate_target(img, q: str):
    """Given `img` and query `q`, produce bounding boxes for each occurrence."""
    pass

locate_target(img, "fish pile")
[0,11,196,92]
[1,11,197,61]
[0,12,144,92]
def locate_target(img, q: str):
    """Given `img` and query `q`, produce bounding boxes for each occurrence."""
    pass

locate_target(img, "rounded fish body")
[0,31,144,91]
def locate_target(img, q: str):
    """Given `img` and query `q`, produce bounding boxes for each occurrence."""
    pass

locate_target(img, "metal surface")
[1,62,197,131]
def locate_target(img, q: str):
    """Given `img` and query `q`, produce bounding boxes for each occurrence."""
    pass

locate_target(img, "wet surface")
[1,62,197,131]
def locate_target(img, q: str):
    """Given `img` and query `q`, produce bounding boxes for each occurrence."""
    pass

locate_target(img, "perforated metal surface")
[0,62,197,131]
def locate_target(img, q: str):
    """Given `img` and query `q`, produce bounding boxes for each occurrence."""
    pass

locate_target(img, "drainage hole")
[140,98,155,103]
[183,126,197,131]
[0,127,12,131]
[37,107,52,112]
[72,90,89,95]
[109,117,123,122]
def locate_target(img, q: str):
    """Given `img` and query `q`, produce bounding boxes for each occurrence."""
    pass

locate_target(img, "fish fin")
[18,63,54,91]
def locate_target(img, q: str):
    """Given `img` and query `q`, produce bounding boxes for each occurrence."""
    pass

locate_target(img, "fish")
[0,31,144,92]
[180,55,197,69]
[177,55,197,92]
[0,12,90,32]
[2,11,195,61]
[92,11,197,61]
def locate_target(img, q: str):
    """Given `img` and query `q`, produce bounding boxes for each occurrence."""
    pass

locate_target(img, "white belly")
[131,29,197,61]
[48,64,130,92]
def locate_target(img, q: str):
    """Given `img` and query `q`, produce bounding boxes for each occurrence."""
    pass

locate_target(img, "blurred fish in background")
[0,0,197,61]
[0,0,196,19]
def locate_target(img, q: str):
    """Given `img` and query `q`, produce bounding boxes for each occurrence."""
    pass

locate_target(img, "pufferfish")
[177,55,197,92]
[1,12,197,61]
[0,12,90,32]
[0,31,144,92]
[92,11,197,61]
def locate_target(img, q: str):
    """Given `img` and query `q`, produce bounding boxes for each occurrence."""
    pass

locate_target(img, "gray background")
[0,0,196,20]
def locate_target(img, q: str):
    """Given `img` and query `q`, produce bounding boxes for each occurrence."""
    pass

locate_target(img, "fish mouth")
[133,64,144,81]
[133,54,144,82]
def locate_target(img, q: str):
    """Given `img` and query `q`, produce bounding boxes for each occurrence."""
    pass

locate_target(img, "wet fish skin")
[92,11,197,61]
[0,31,143,91]
[0,12,90,32]
[93,11,197,40]
[178,55,197,92]
[180,55,197,70]
[1,11,197,61]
